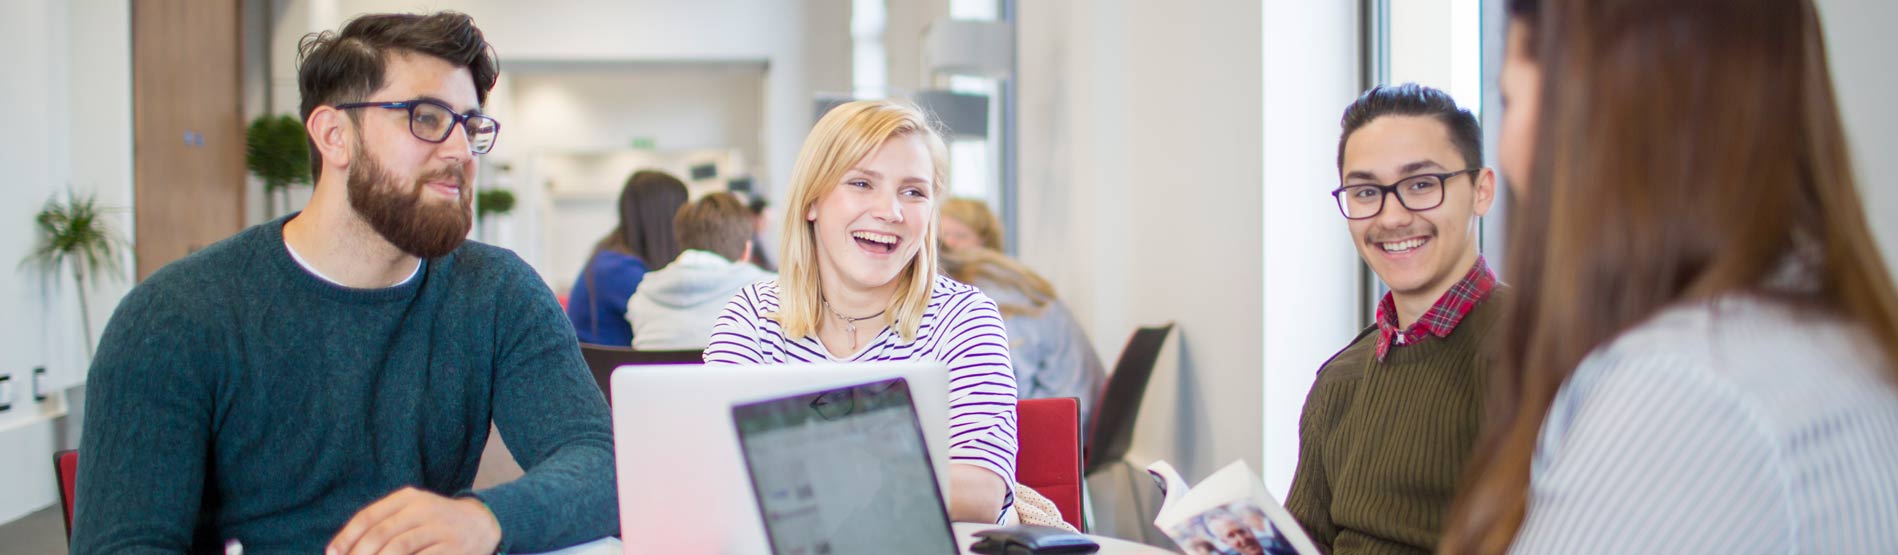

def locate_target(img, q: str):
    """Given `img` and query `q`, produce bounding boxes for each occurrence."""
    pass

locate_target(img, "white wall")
[0,0,133,525]
[1260,1,1366,498]
[315,0,849,205]
[883,0,952,93]
[508,66,765,161]
[1816,0,1898,271]
[1017,0,1362,543]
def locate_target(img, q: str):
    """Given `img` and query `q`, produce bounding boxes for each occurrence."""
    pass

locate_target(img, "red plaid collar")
[1374,256,1497,361]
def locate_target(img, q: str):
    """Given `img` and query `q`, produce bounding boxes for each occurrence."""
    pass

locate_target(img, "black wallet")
[968,525,1102,554]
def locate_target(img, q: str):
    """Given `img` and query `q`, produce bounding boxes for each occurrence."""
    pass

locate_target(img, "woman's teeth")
[852,231,898,245]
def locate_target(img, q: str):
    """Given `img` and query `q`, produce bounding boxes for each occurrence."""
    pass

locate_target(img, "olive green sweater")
[1283,290,1508,555]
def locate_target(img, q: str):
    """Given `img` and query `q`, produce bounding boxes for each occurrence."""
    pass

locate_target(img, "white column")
[1260,0,1364,497]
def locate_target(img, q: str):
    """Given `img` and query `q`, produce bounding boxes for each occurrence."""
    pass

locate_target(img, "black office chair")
[579,343,703,405]
[1083,322,1175,476]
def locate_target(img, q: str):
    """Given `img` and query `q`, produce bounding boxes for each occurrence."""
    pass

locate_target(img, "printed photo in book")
[1164,499,1303,555]
[1147,460,1320,555]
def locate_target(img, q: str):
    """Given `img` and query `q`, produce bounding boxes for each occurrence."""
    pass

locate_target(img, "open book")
[1147,460,1322,555]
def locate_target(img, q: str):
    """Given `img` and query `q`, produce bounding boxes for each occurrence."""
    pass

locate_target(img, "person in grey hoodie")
[627,192,774,349]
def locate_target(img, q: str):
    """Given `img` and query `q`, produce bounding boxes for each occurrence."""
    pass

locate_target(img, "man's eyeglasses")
[335,98,500,155]
[1329,168,1481,220]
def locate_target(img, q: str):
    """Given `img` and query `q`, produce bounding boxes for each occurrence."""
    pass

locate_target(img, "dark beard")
[347,149,473,259]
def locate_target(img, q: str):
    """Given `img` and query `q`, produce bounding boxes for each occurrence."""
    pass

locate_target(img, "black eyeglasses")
[335,98,500,155]
[1330,168,1480,220]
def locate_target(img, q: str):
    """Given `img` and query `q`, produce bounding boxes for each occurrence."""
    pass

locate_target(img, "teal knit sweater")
[71,216,618,554]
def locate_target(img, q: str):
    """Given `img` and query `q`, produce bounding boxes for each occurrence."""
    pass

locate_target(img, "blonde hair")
[774,100,950,342]
[939,247,1056,318]
[941,197,1005,251]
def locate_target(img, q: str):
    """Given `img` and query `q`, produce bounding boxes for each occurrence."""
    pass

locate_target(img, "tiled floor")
[0,506,66,555]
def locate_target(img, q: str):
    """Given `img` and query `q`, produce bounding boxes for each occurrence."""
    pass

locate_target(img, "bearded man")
[71,12,617,555]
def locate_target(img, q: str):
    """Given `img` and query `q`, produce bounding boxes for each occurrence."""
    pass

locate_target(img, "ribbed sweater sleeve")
[470,258,620,552]
[71,270,227,555]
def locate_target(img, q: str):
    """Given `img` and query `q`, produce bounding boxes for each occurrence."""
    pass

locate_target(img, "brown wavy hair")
[1440,0,1898,552]
[297,12,498,181]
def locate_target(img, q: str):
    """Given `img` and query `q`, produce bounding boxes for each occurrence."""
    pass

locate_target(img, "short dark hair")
[1337,83,1482,173]
[297,12,499,181]
[675,193,755,263]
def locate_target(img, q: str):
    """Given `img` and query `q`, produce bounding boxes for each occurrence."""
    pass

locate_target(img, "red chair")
[1016,397,1085,532]
[54,449,77,539]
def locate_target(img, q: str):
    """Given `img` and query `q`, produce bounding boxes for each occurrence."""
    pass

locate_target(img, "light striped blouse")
[1511,295,1898,553]
[704,274,1021,523]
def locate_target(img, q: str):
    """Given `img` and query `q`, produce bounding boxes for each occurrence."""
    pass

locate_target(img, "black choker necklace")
[822,299,886,351]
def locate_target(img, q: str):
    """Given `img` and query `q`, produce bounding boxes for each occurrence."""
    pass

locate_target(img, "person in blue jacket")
[566,169,687,345]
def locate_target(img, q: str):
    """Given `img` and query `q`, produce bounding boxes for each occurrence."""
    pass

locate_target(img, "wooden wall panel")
[132,0,245,280]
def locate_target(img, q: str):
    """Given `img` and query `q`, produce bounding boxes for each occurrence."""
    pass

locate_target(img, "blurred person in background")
[937,199,1106,431]
[941,196,1005,253]
[746,194,777,271]
[566,169,687,345]
[1441,0,1898,552]
[627,192,772,350]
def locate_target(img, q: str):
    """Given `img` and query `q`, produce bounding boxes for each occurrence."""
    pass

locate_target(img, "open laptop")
[732,377,959,555]
[609,362,950,553]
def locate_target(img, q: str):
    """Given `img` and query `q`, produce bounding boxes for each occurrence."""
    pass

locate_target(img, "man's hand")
[327,487,501,555]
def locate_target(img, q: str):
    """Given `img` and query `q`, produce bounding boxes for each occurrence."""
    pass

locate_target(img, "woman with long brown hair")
[565,169,688,345]
[1440,0,1898,552]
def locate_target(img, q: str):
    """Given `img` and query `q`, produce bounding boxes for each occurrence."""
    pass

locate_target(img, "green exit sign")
[630,137,657,150]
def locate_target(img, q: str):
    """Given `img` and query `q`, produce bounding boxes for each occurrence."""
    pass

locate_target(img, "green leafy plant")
[21,193,128,358]
[247,114,311,216]
[476,188,517,220]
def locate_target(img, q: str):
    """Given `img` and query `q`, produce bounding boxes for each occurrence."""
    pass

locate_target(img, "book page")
[1149,460,1322,555]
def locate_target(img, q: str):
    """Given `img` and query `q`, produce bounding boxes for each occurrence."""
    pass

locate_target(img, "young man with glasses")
[72,13,616,555]
[1282,84,1504,555]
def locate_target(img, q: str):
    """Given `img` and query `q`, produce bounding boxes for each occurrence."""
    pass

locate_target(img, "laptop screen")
[732,377,958,555]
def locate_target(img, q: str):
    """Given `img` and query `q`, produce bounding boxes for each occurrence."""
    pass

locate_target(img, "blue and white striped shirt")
[1512,295,1898,553]
[705,275,1021,523]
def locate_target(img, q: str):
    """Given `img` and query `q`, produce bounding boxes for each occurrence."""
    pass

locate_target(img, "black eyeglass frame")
[334,98,500,155]
[1329,167,1482,220]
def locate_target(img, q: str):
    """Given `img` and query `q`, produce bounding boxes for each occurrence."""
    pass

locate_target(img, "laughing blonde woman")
[704,100,1019,524]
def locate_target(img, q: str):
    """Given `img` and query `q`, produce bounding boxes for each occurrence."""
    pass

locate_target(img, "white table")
[517,537,621,555]
[522,525,1179,555]
[954,522,1178,554]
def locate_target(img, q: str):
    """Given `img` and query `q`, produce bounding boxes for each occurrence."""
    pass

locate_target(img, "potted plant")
[246,114,312,218]
[476,188,516,243]
[476,188,517,221]
[21,193,128,358]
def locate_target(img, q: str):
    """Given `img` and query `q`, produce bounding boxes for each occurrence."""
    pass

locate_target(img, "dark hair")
[594,170,689,269]
[1336,83,1483,172]
[1508,0,1541,25]
[674,192,754,263]
[1441,1,1898,552]
[297,12,499,181]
